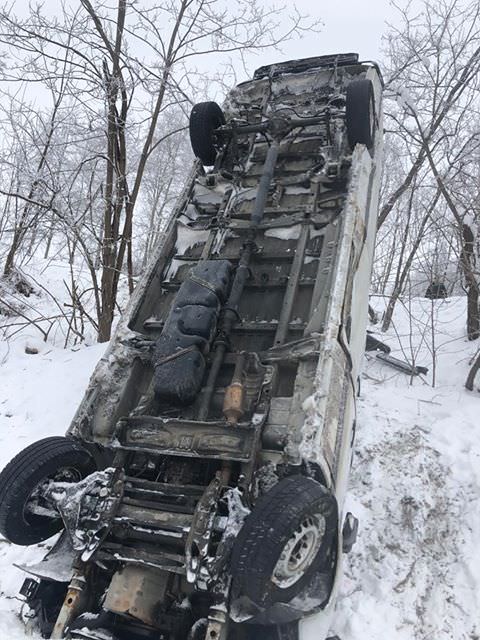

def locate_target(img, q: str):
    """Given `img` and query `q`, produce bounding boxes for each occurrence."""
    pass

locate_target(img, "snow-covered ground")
[0,292,478,638]
[327,296,480,640]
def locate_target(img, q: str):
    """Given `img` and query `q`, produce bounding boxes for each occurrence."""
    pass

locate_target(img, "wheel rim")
[272,514,326,589]
[23,466,83,522]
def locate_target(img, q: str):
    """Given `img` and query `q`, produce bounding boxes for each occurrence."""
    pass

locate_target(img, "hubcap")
[272,514,325,589]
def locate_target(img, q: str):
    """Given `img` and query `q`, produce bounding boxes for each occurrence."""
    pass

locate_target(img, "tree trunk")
[462,223,480,340]
[3,90,63,277]
[382,189,440,332]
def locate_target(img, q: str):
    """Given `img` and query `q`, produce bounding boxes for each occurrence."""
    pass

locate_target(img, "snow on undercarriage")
[0,53,383,640]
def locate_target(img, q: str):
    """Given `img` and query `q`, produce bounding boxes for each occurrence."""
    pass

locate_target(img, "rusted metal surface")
[223,352,246,424]
[104,565,169,626]
[222,382,245,425]
[51,571,88,639]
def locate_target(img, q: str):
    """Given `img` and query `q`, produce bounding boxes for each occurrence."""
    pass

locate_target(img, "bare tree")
[0,0,317,342]
[377,0,480,346]
[379,0,480,229]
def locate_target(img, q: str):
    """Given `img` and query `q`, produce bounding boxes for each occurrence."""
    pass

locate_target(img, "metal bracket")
[114,416,257,462]
[262,335,323,363]
[185,475,224,586]
[44,468,124,561]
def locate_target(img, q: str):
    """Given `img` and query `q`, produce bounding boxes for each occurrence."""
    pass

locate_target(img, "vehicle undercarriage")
[0,53,383,640]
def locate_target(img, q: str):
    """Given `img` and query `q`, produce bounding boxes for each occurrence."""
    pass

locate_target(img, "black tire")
[230,476,337,611]
[346,79,375,150]
[0,437,96,545]
[189,101,225,166]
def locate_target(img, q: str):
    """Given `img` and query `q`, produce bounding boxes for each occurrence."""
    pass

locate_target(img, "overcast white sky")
[10,0,399,61]
[273,0,398,62]
[3,0,402,107]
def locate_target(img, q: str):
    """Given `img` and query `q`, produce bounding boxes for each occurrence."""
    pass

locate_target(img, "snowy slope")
[0,339,106,639]
[0,295,478,639]
[315,296,480,640]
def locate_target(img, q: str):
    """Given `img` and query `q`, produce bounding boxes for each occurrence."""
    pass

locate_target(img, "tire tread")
[0,437,94,545]
[230,476,337,610]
